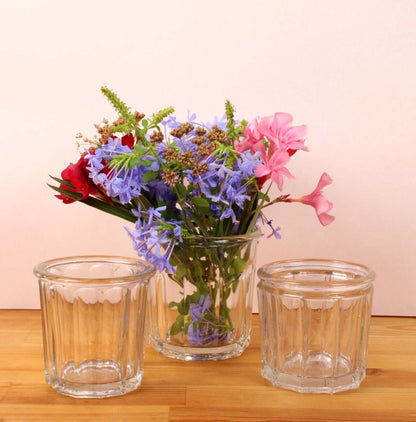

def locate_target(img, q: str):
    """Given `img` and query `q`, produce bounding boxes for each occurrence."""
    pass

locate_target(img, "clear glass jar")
[147,232,261,361]
[34,256,155,398]
[257,259,375,394]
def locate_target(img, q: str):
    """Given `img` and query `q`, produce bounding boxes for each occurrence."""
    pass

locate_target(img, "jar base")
[46,360,143,398]
[148,335,251,361]
[261,354,366,394]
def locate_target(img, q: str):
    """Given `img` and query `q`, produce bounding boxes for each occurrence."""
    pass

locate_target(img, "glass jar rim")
[34,255,156,285]
[258,259,375,288]
[179,230,262,246]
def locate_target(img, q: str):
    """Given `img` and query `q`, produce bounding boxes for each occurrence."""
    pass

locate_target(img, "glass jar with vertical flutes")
[257,259,375,394]
[34,255,155,398]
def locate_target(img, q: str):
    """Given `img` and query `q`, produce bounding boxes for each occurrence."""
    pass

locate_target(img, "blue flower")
[226,181,250,207]
[187,295,229,346]
[105,166,148,204]
[85,139,162,204]
[189,295,211,322]
[125,206,183,272]
[265,218,281,239]
[187,110,197,123]
[204,114,228,131]
[142,155,160,172]
[148,179,177,206]
[220,206,236,223]
[210,203,222,217]
[162,115,180,129]
[86,138,132,185]
[235,150,261,178]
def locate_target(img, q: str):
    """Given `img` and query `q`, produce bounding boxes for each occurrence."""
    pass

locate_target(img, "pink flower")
[299,172,335,226]
[257,112,308,154]
[255,149,293,190]
[235,119,266,155]
[236,112,308,156]
[236,112,308,190]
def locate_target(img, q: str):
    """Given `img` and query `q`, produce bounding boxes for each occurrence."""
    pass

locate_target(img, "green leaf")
[49,175,74,189]
[133,143,146,154]
[140,159,154,166]
[128,156,141,169]
[232,256,246,277]
[176,184,188,199]
[188,291,203,305]
[169,296,191,315]
[190,260,203,279]
[198,282,210,295]
[142,170,159,182]
[190,196,209,207]
[170,315,185,336]
[48,183,81,199]
[178,298,189,315]
[190,196,213,215]
[48,183,136,223]
[230,257,247,292]
[257,191,270,202]
[175,263,188,280]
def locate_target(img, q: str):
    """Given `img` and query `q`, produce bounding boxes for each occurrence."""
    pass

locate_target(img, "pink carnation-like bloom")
[237,112,308,156]
[257,112,308,154]
[298,172,335,226]
[236,112,308,190]
[236,119,266,155]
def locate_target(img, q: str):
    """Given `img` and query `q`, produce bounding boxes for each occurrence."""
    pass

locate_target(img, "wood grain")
[0,310,415,422]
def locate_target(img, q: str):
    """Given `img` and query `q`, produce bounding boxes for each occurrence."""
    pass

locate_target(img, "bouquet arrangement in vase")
[50,87,333,360]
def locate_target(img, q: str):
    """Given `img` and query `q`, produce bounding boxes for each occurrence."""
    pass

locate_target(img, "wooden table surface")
[0,310,415,422]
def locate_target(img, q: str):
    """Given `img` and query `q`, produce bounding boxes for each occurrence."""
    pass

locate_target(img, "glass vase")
[34,256,155,398]
[147,232,261,361]
[257,259,375,394]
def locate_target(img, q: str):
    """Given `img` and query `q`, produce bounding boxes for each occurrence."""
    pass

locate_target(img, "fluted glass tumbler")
[257,259,375,394]
[34,256,156,398]
[147,232,260,361]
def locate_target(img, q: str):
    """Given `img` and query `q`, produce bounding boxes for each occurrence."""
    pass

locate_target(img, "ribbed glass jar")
[148,232,261,361]
[257,259,375,394]
[34,256,155,398]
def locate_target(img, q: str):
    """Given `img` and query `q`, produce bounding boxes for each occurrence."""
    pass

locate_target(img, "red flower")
[56,134,135,204]
[120,133,135,148]
[56,155,101,204]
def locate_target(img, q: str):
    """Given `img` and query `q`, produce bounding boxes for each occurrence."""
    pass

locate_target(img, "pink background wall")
[1,0,415,315]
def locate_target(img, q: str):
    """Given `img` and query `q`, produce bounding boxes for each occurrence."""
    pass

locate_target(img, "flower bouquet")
[50,87,333,360]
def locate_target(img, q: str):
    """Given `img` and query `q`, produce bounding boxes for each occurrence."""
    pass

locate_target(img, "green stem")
[260,194,290,209]
[246,181,273,233]
[237,192,258,234]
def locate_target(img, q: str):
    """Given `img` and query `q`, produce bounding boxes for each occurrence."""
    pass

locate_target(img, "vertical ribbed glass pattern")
[147,232,260,361]
[257,259,374,394]
[35,256,155,398]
